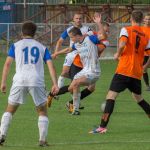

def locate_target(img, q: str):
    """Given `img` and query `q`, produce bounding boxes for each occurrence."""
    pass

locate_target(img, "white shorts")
[8,86,47,106]
[74,70,100,84]
[63,50,78,67]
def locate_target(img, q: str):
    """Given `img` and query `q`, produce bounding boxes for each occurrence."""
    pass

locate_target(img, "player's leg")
[69,72,98,115]
[0,104,19,145]
[129,78,150,117]
[68,84,95,105]
[58,66,70,88]
[47,63,82,108]
[89,74,127,134]
[58,51,77,88]
[132,93,150,117]
[0,86,27,145]
[69,77,88,115]
[30,87,49,146]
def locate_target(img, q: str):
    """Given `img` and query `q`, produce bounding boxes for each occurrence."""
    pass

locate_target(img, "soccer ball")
[101,101,106,112]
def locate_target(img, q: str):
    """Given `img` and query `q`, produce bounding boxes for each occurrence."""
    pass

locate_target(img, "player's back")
[74,36,100,74]
[116,25,149,79]
[12,38,48,87]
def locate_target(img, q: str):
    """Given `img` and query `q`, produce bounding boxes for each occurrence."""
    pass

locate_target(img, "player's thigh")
[63,52,77,67]
[29,87,47,107]
[69,63,82,80]
[128,78,141,95]
[109,74,128,93]
[106,90,119,100]
[5,103,19,114]
[8,86,28,105]
[61,66,70,77]
[74,71,99,85]
[132,93,143,103]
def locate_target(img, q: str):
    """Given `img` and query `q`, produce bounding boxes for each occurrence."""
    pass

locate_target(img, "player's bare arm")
[46,60,59,95]
[54,38,64,53]
[93,12,107,40]
[1,56,14,93]
[52,47,73,59]
[114,41,126,60]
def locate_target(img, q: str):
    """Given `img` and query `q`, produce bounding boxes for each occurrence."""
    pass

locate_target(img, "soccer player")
[55,12,93,89]
[142,13,150,91]
[48,22,109,113]
[0,21,59,146]
[52,13,107,115]
[89,10,150,133]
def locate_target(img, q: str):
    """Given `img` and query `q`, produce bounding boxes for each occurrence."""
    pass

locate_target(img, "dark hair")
[68,27,82,36]
[131,10,143,23]
[22,21,37,37]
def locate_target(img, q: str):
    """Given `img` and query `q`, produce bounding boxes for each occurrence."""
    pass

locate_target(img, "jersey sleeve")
[89,35,100,44]
[119,27,128,42]
[43,48,52,63]
[8,44,15,58]
[60,29,69,40]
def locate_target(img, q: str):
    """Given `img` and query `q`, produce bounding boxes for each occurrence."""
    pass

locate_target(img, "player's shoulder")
[15,39,46,49]
[66,25,74,32]
[80,25,91,31]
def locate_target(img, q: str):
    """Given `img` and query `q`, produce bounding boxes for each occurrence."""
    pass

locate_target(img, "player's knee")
[36,102,47,116]
[106,90,118,100]
[132,93,143,103]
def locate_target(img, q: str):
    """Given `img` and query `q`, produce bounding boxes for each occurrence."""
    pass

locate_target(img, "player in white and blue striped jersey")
[0,21,59,146]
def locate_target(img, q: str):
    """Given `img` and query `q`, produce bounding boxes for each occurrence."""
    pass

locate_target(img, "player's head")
[22,21,37,37]
[68,27,82,42]
[143,13,150,26]
[130,10,143,24]
[73,12,83,27]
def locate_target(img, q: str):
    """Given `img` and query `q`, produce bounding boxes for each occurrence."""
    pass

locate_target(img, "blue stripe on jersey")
[61,29,68,40]
[89,35,100,44]
[8,44,15,58]
[43,48,51,63]
[72,44,77,50]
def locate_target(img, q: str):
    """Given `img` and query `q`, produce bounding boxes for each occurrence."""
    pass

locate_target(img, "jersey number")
[135,34,141,53]
[23,47,39,64]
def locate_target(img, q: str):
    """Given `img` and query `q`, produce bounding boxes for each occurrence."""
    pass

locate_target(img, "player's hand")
[1,83,6,94]
[93,12,102,24]
[51,84,59,96]
[51,53,58,59]
[114,52,120,61]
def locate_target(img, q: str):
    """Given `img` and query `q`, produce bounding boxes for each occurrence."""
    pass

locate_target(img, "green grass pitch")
[0,54,150,150]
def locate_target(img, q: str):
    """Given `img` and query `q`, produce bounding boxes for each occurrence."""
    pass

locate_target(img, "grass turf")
[0,55,150,150]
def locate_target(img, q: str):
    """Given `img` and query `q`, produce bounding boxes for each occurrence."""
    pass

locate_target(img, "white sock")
[0,112,12,136]
[38,116,49,142]
[73,93,81,111]
[58,76,65,88]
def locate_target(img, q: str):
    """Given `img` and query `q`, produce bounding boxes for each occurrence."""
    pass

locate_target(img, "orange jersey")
[73,54,83,68]
[116,25,150,80]
[141,26,150,56]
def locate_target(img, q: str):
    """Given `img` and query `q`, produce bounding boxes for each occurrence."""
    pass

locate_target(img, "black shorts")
[69,63,82,80]
[109,74,141,94]
[143,56,149,65]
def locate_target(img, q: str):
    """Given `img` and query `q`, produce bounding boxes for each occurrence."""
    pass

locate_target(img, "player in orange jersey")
[89,10,150,134]
[142,13,150,90]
